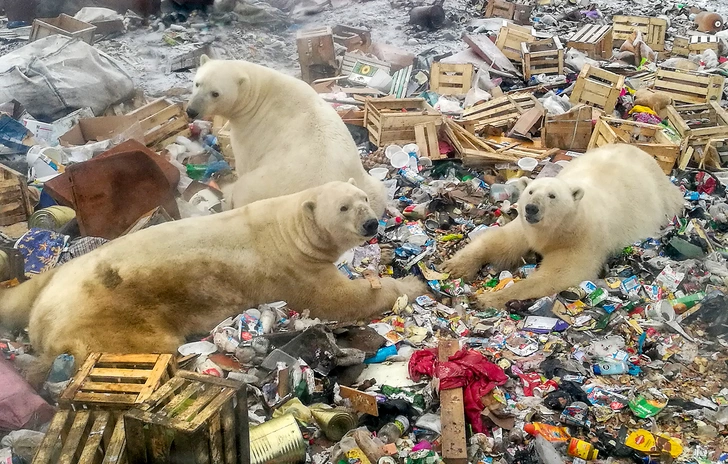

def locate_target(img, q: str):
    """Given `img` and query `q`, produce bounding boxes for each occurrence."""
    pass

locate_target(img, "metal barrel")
[28,206,76,232]
[249,414,306,464]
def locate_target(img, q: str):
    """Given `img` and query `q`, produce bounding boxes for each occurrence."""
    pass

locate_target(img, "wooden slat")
[77,412,111,464]
[98,353,161,364]
[33,411,71,464]
[79,381,146,393]
[58,411,92,464]
[160,381,203,416]
[73,392,139,405]
[89,368,152,380]
[101,421,126,464]
[138,353,174,403]
[439,339,467,464]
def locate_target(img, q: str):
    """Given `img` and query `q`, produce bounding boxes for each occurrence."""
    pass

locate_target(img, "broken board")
[438,339,467,464]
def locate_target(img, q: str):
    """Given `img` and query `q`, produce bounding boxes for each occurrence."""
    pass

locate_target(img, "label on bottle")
[393,415,410,435]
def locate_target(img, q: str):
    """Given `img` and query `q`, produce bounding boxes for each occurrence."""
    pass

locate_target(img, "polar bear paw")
[396,275,429,300]
[442,253,482,281]
[475,291,511,310]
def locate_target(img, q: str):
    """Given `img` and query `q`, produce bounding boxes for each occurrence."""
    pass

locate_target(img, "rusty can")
[28,206,76,232]
[310,407,357,441]
[249,413,306,464]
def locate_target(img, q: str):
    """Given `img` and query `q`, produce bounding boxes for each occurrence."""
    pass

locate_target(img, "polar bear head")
[186,55,248,120]
[302,180,379,251]
[517,177,584,229]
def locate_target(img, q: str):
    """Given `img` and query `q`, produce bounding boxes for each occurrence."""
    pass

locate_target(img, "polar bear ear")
[200,54,210,66]
[302,200,316,220]
[347,178,357,187]
[514,177,531,191]
[572,187,585,202]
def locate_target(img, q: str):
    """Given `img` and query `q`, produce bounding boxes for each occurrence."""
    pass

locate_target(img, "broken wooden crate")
[485,0,515,19]
[31,409,126,464]
[542,104,594,151]
[414,121,441,160]
[688,35,720,54]
[60,353,175,409]
[124,370,249,464]
[567,24,613,59]
[613,15,667,51]
[666,101,728,153]
[495,23,534,62]
[30,14,96,44]
[296,26,337,83]
[521,37,563,81]
[569,64,625,114]
[430,62,474,96]
[332,24,371,53]
[127,98,190,149]
[588,117,680,174]
[364,97,441,146]
[651,69,725,105]
[0,163,33,227]
[462,92,542,133]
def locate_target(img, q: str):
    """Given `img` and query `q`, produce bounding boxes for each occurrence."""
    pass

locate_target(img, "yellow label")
[345,448,372,464]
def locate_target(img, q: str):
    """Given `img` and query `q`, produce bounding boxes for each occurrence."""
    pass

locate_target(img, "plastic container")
[385,145,403,159]
[389,150,409,168]
[534,436,563,464]
[523,422,570,442]
[378,415,409,444]
[517,157,538,171]
[568,438,598,460]
[489,183,519,202]
[369,167,389,180]
[592,359,628,375]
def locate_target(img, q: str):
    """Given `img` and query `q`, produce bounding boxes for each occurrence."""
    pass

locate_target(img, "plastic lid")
[524,423,536,436]
[592,364,601,375]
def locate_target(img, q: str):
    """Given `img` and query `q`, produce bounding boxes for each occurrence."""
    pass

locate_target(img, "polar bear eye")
[195,82,199,88]
[528,190,533,195]
[549,193,556,199]
[340,206,349,212]
[211,91,220,98]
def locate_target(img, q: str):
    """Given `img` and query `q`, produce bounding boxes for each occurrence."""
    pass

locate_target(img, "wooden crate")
[32,409,126,464]
[430,62,474,95]
[671,36,690,56]
[332,25,371,53]
[364,97,442,146]
[652,69,725,105]
[688,35,719,54]
[567,24,613,59]
[666,102,728,152]
[485,0,515,19]
[462,92,541,132]
[127,98,190,149]
[60,353,175,409]
[0,163,33,227]
[569,64,624,114]
[414,121,441,160]
[30,14,96,44]
[543,104,594,151]
[588,117,680,174]
[613,15,667,51]
[495,24,534,62]
[512,4,533,25]
[124,370,249,464]
[521,37,563,81]
[296,26,337,84]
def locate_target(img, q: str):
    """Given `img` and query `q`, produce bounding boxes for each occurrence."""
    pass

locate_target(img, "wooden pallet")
[521,37,563,81]
[414,121,441,160]
[124,370,249,464]
[652,69,725,105]
[666,101,728,153]
[297,26,337,84]
[569,64,624,114]
[430,62,474,95]
[588,117,680,174]
[495,23,534,62]
[0,163,33,227]
[60,353,175,409]
[462,92,542,132]
[31,410,126,464]
[485,0,515,19]
[613,15,667,51]
[364,97,442,146]
[688,35,719,54]
[543,104,593,151]
[127,98,190,149]
[567,24,613,59]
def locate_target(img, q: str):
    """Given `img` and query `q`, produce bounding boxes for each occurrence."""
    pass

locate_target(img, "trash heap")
[3,0,728,463]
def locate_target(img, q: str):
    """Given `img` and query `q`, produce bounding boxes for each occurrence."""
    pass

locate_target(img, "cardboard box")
[23,119,54,144]
[59,116,144,147]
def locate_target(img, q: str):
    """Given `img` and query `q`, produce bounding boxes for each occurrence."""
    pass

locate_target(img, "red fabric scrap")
[408,347,508,433]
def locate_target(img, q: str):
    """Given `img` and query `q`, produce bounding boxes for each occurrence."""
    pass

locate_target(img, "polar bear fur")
[0,181,425,384]
[445,144,684,309]
[186,56,387,216]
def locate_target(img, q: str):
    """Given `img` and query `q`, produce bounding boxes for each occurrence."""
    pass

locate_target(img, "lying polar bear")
[445,144,684,309]
[186,56,387,216]
[0,181,425,384]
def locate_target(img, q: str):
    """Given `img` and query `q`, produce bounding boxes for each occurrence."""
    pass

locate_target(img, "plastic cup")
[385,145,403,159]
[389,150,409,168]
[368,167,389,180]
[402,143,420,156]
[517,157,539,172]
[555,160,570,168]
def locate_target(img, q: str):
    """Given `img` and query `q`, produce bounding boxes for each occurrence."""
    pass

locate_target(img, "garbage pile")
[3,0,728,463]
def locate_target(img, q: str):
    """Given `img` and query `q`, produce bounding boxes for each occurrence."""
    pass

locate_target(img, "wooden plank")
[438,339,467,464]
[61,353,102,403]
[138,354,174,403]
[89,368,152,380]
[339,385,379,416]
[140,105,182,133]
[144,116,189,146]
[33,411,71,464]
[77,412,111,464]
[462,34,519,74]
[98,353,162,364]
[73,392,139,405]
[58,411,91,464]
[101,421,126,464]
[78,381,146,393]
[128,98,168,121]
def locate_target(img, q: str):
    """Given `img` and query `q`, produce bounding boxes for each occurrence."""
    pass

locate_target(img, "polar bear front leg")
[476,248,602,309]
[444,221,530,280]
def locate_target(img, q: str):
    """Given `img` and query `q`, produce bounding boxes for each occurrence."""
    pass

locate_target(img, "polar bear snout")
[524,204,541,223]
[186,107,199,119]
[362,218,379,237]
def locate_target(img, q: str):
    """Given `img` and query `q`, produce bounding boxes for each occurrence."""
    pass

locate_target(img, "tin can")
[310,408,357,441]
[249,413,307,464]
[0,250,9,282]
[28,206,76,232]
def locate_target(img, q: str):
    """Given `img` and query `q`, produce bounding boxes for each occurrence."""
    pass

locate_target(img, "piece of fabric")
[0,357,55,431]
[409,348,508,433]
[57,236,108,265]
[15,228,67,276]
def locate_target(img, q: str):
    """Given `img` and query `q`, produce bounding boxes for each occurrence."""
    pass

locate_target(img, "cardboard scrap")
[339,385,379,416]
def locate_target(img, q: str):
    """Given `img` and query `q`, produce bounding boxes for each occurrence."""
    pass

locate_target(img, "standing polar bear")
[0,181,426,384]
[186,56,387,216]
[445,144,684,308]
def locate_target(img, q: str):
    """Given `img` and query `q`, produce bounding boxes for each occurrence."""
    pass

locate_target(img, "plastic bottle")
[534,435,563,464]
[523,422,570,442]
[47,354,75,383]
[378,415,409,444]
[568,438,598,460]
[489,183,519,202]
[592,359,629,375]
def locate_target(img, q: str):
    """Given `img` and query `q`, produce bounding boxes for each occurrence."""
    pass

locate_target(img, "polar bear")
[444,144,684,309]
[0,181,425,384]
[186,56,387,216]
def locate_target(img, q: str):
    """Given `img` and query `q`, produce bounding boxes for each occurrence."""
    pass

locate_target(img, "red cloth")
[0,357,55,431]
[409,348,508,433]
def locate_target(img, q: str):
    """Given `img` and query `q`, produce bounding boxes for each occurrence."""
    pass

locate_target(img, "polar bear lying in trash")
[444,144,684,309]
[0,181,426,385]
[186,55,387,216]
